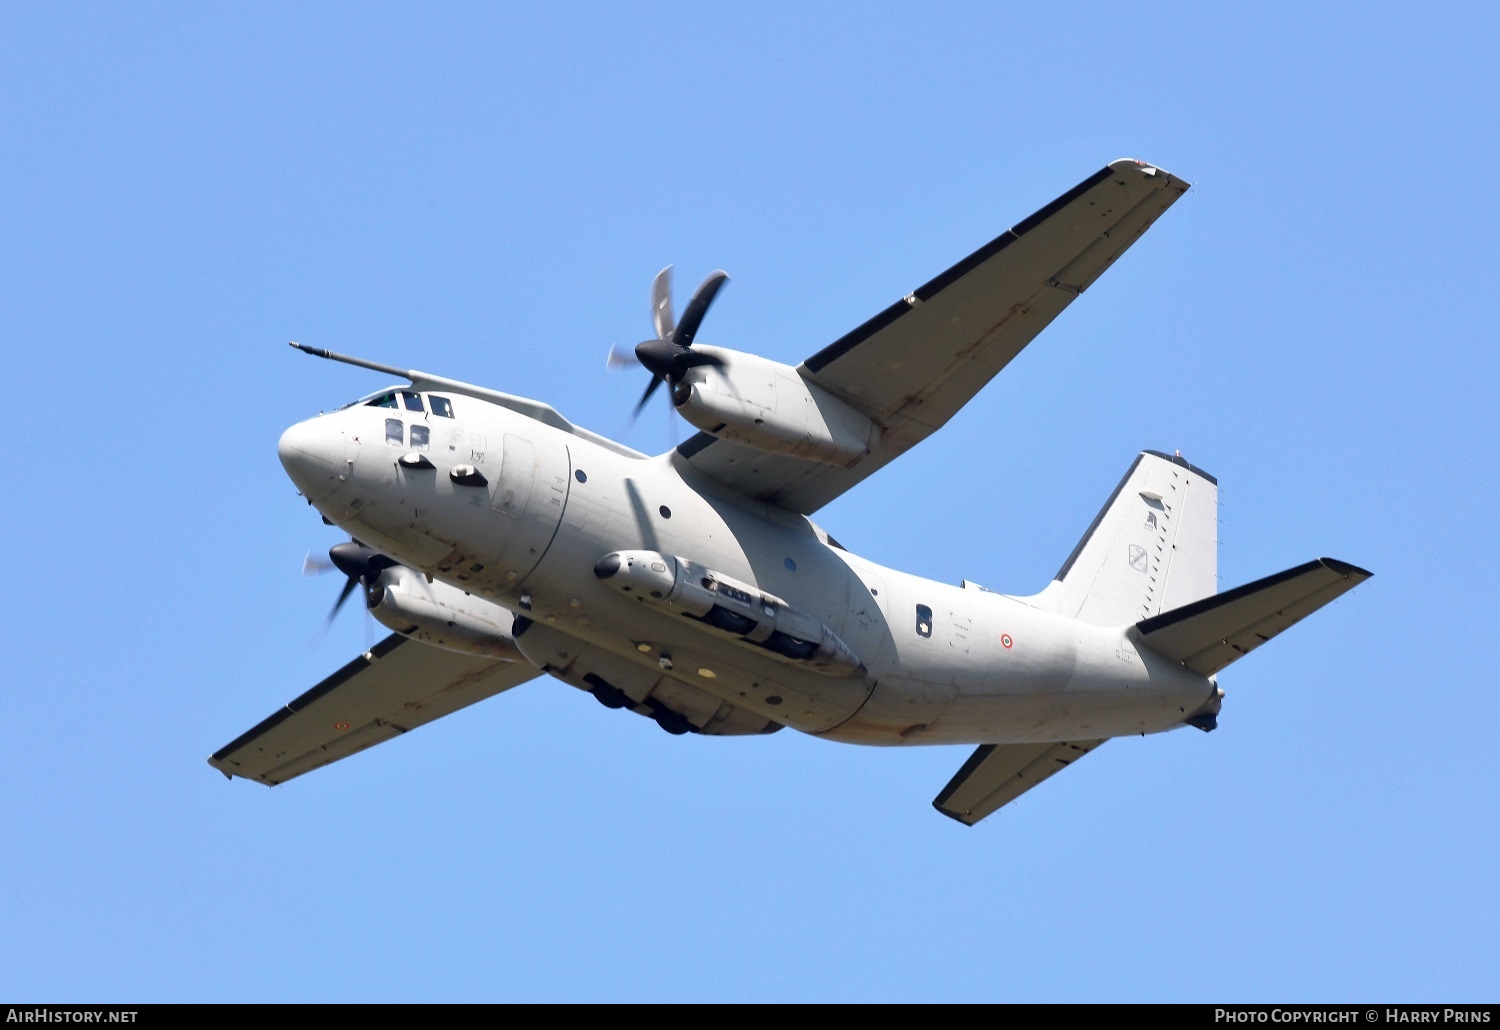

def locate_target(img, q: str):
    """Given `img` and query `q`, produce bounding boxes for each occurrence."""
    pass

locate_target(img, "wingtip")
[931,800,977,826]
[1107,158,1190,189]
[1319,557,1373,580]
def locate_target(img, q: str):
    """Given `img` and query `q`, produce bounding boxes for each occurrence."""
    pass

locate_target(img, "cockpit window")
[401,391,425,413]
[430,396,454,418]
[385,418,403,445]
[410,424,430,451]
[366,392,400,409]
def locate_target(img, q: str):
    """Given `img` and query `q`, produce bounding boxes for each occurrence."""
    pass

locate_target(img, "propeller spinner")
[307,541,397,630]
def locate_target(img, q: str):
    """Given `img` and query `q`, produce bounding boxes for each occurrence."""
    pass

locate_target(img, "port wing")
[675,159,1189,514]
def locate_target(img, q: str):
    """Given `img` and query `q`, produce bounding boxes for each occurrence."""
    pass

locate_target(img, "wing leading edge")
[209,634,540,785]
[675,159,1190,514]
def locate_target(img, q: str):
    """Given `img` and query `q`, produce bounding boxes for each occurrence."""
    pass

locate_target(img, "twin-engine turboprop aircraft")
[211,159,1370,825]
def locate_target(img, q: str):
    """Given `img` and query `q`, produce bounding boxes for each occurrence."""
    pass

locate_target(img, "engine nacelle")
[593,549,864,677]
[367,566,525,662]
[672,348,878,465]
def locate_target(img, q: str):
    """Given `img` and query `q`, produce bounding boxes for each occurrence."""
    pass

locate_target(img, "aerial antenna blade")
[671,271,728,349]
[650,266,676,342]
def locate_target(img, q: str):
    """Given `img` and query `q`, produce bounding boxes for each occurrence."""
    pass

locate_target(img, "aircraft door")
[486,432,570,588]
[491,434,535,519]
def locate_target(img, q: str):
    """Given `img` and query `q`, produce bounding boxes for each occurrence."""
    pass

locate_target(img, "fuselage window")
[430,396,455,418]
[367,392,400,409]
[410,424,430,451]
[915,604,933,639]
[401,391,425,413]
[385,418,404,446]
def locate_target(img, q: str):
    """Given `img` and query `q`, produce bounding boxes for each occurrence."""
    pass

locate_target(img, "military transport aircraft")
[210,159,1370,825]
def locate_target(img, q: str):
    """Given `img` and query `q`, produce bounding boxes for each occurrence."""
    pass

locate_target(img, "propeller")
[305,541,398,631]
[621,266,729,422]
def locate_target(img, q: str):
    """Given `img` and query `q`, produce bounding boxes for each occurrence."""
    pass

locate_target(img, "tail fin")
[1042,450,1218,626]
[1133,557,1371,676]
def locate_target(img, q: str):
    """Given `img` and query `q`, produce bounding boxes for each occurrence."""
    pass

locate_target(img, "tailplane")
[1038,450,1218,626]
[1133,557,1371,676]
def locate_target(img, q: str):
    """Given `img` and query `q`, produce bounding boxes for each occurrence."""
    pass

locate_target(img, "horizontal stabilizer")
[933,739,1105,826]
[1133,558,1372,677]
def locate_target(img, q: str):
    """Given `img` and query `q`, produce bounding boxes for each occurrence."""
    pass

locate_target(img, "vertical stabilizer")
[1045,451,1218,626]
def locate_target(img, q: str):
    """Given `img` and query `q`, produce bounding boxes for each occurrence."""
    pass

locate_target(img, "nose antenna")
[289,341,410,378]
[286,340,630,457]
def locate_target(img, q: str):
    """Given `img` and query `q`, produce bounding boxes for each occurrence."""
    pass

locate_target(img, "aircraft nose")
[277,418,343,495]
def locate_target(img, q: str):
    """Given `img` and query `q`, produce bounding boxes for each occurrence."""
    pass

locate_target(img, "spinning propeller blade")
[671,270,727,349]
[303,551,336,576]
[651,265,675,341]
[325,576,360,628]
[632,374,664,421]
[605,343,640,370]
[307,540,398,643]
[615,267,729,427]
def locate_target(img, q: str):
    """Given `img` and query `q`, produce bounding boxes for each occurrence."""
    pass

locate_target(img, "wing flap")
[1133,558,1372,677]
[933,738,1106,826]
[209,634,541,785]
[262,721,405,784]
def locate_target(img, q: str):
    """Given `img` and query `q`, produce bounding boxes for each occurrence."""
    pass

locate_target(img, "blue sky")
[3,2,1495,1002]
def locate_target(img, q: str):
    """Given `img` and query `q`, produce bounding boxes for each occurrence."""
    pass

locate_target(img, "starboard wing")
[209,634,540,785]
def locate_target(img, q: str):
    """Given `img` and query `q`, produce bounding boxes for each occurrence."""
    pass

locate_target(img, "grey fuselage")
[279,391,1217,747]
